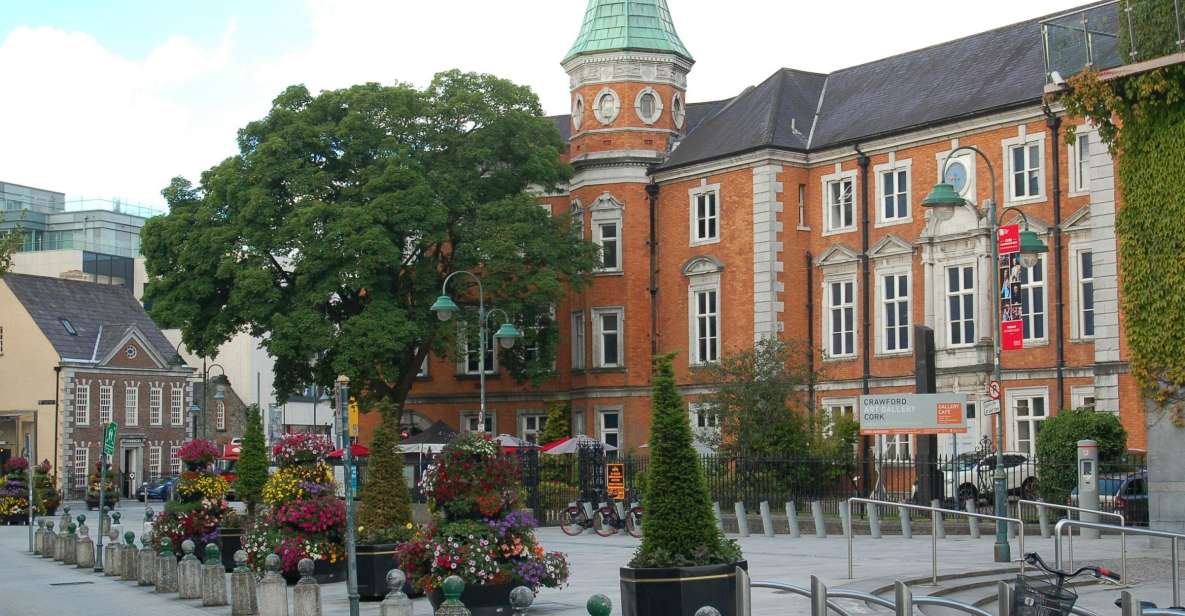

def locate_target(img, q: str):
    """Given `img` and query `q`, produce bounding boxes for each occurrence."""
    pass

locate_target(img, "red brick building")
[373,0,1140,459]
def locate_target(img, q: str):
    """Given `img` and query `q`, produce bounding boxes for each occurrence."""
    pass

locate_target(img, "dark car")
[1114,470,1149,526]
[134,476,179,501]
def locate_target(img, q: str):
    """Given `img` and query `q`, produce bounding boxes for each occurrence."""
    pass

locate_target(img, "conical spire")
[564,0,693,63]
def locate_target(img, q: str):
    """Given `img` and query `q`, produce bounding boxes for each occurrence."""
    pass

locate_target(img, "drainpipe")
[1046,108,1066,411]
[646,181,660,356]
[806,252,816,421]
[53,366,61,493]
[855,146,873,496]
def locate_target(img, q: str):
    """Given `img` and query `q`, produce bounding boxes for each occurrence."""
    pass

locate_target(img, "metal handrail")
[1054,519,1184,607]
[913,596,995,616]
[749,581,857,616]
[1019,499,1126,584]
[847,498,1025,585]
[752,578,991,616]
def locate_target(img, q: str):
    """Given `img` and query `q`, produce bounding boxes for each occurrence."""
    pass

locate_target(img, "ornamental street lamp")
[336,374,359,616]
[431,271,523,433]
[922,145,1049,564]
[198,360,228,440]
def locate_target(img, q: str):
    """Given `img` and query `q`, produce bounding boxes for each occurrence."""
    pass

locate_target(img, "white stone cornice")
[563,51,692,90]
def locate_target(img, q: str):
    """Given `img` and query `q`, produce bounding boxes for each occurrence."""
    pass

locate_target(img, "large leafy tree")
[143,71,598,413]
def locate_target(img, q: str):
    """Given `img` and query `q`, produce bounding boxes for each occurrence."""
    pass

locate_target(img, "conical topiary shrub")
[630,353,740,568]
[357,410,414,541]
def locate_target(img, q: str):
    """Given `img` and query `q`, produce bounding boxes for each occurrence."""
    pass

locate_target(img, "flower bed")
[152,439,230,551]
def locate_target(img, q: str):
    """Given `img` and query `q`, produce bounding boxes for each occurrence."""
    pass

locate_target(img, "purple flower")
[483,510,537,537]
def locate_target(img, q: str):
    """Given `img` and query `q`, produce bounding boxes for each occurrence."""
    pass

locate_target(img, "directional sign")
[983,399,1002,416]
[859,394,969,435]
[987,380,1001,401]
[103,423,118,456]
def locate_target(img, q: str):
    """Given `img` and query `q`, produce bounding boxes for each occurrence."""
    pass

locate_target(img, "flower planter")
[219,530,242,572]
[281,557,346,585]
[427,582,515,616]
[619,561,748,616]
[356,543,417,599]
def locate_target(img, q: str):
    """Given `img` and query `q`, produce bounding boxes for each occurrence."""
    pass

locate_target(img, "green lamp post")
[922,145,1049,563]
[431,270,524,433]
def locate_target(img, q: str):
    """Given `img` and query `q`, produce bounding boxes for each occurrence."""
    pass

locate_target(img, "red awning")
[221,444,242,460]
[327,443,370,459]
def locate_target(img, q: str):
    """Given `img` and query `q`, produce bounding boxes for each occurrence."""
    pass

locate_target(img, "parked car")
[1068,474,1126,510]
[921,452,1038,506]
[134,476,179,501]
[1114,470,1149,526]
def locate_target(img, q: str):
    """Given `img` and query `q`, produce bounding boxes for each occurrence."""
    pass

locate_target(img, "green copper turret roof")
[564,0,693,63]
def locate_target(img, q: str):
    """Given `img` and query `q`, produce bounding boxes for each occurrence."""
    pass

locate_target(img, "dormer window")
[60,318,77,336]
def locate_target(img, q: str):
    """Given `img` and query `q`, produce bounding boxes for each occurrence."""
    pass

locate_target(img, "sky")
[0,0,1088,208]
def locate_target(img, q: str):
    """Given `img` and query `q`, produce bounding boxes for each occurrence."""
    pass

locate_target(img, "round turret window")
[634,87,664,125]
[671,93,686,129]
[572,96,584,131]
[593,88,620,124]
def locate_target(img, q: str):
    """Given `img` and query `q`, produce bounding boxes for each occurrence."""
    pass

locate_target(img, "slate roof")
[3,273,183,365]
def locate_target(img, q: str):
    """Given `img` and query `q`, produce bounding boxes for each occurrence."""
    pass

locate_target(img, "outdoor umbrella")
[541,434,617,455]
[398,420,458,454]
[493,434,537,449]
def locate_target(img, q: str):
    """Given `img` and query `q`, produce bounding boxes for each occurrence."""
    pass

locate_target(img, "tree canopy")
[143,71,598,412]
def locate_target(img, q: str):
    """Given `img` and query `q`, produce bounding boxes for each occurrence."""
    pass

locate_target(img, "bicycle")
[1013,552,1120,616]
[592,499,643,538]
[559,501,595,536]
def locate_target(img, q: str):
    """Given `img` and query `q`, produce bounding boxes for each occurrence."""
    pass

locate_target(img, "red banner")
[998,224,1023,350]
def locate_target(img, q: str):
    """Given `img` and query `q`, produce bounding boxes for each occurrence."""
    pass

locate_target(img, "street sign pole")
[96,422,116,572]
[25,433,34,553]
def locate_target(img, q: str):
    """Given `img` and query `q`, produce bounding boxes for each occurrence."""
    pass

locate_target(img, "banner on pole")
[103,423,117,456]
[348,399,360,438]
[998,224,1024,351]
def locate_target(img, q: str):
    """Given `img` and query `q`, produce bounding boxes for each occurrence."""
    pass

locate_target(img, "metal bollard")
[735,502,750,537]
[156,537,178,594]
[380,569,412,616]
[1038,506,1051,539]
[810,575,828,616]
[179,540,202,599]
[760,501,775,537]
[869,502,882,539]
[838,502,851,539]
[712,502,723,531]
[104,529,121,576]
[202,544,228,607]
[231,550,258,616]
[895,580,914,616]
[292,558,320,616]
[898,505,912,539]
[587,594,612,616]
[786,501,801,538]
[257,554,289,616]
[965,500,980,539]
[436,575,472,616]
[931,499,946,540]
[811,500,827,538]
[76,522,95,569]
[510,586,534,616]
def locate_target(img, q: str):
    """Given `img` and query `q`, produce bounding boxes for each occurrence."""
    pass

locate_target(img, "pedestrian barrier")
[1054,518,1184,607]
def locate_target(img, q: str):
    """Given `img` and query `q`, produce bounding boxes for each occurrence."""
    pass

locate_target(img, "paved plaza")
[2,500,1179,616]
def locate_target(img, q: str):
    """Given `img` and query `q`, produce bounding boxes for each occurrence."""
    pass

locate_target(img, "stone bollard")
[898,505,913,539]
[99,506,111,537]
[293,558,321,616]
[111,511,122,533]
[931,499,946,540]
[202,544,228,607]
[838,501,851,538]
[123,532,140,582]
[435,576,471,616]
[587,593,612,616]
[231,550,258,616]
[59,505,72,537]
[105,529,121,576]
[869,502,883,539]
[759,501,776,537]
[63,522,78,565]
[810,500,827,538]
[734,502,750,537]
[42,521,55,558]
[156,537,179,593]
[786,501,801,538]
[965,499,980,539]
[76,523,96,569]
[179,540,202,599]
[257,554,289,616]
[54,521,66,561]
[380,569,412,616]
[34,519,45,555]
[138,533,156,586]
[510,586,534,616]
[143,507,154,537]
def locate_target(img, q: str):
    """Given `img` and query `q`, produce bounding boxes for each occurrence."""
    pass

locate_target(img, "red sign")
[997,224,1020,255]
[936,402,964,425]
[1001,320,1024,350]
[987,380,1001,400]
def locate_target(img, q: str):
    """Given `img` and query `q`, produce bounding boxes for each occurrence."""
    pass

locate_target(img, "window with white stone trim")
[592,307,624,368]
[822,169,857,234]
[875,159,912,225]
[460,411,495,434]
[590,194,624,273]
[125,385,139,426]
[1077,250,1095,339]
[880,272,910,353]
[519,412,547,443]
[1070,131,1091,195]
[170,445,182,475]
[99,385,113,424]
[1003,132,1046,203]
[1009,388,1048,457]
[598,408,621,449]
[149,445,162,480]
[170,384,184,426]
[75,382,91,426]
[946,265,976,347]
[692,288,720,365]
[74,445,89,488]
[571,311,586,370]
[1018,256,1047,341]
[825,277,856,358]
[149,386,163,425]
[689,184,720,245]
[216,400,226,431]
[593,88,620,124]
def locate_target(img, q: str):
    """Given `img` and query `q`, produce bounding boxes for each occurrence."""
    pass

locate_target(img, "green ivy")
[1059,61,1185,426]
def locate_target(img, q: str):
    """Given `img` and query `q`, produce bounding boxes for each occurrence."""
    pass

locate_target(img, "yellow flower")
[405,522,413,529]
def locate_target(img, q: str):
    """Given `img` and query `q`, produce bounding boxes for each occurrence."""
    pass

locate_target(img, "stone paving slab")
[4,500,1178,616]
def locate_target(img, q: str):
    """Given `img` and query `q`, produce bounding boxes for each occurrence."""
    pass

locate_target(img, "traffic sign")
[987,380,1001,401]
[983,399,1001,416]
[103,423,117,456]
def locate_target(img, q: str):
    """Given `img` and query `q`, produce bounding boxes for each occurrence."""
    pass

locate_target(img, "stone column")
[201,544,228,607]
[62,523,78,565]
[179,540,202,599]
[34,519,45,555]
[42,521,55,559]
[156,538,179,593]
[230,550,258,616]
[122,532,140,582]
[137,533,156,586]
[257,554,289,616]
[104,529,121,576]
[292,559,321,616]
[380,570,412,616]
[76,523,95,569]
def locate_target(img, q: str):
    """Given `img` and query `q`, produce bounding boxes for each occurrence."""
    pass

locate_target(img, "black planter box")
[219,530,242,572]
[356,543,417,600]
[282,557,346,585]
[428,583,515,616]
[620,561,748,616]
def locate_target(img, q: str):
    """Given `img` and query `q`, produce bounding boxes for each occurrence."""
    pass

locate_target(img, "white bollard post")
[898,505,912,539]
[931,499,946,539]
[786,501,801,538]
[811,500,827,538]
[735,502,750,537]
[839,501,851,538]
[869,502,882,539]
[965,500,980,539]
[759,501,775,537]
[713,502,723,531]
